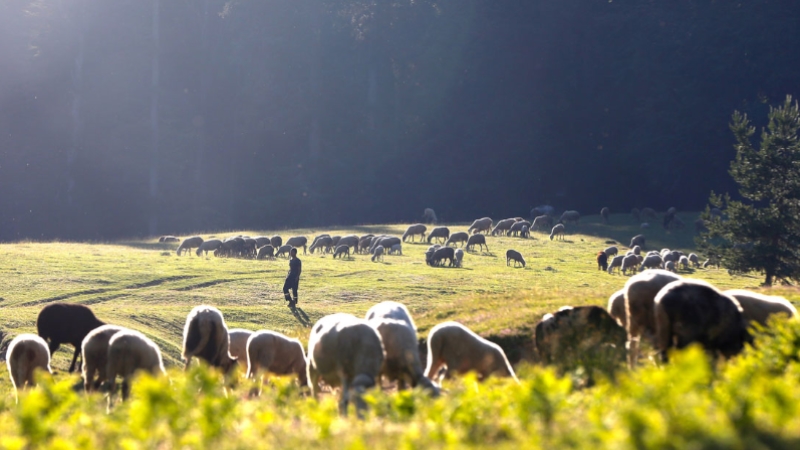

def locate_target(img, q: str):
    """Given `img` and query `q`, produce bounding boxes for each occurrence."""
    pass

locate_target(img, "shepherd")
[283,248,302,308]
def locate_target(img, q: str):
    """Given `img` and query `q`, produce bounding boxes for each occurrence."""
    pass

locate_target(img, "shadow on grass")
[290,306,311,328]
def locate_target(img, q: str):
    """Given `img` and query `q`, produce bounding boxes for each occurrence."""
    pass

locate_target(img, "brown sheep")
[466,234,488,252]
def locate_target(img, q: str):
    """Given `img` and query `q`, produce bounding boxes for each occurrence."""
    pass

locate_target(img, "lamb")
[467,217,493,235]
[177,236,204,256]
[426,227,450,244]
[182,305,237,373]
[491,218,516,236]
[106,330,166,403]
[369,319,438,393]
[275,245,293,258]
[688,253,700,268]
[270,236,283,248]
[195,239,223,257]
[257,245,275,260]
[284,236,308,254]
[549,223,565,241]
[37,303,105,373]
[389,243,403,256]
[333,245,351,259]
[158,235,180,243]
[623,270,681,367]
[227,328,254,362]
[559,210,580,225]
[422,208,438,224]
[371,245,385,262]
[607,255,624,274]
[604,246,619,257]
[306,314,384,416]
[431,246,456,267]
[629,234,646,249]
[607,290,627,328]
[466,234,488,252]
[444,231,469,247]
[597,252,608,271]
[665,260,676,273]
[621,254,639,275]
[508,220,531,237]
[533,306,626,368]
[600,207,610,224]
[6,334,52,396]
[424,321,517,383]
[506,249,526,268]
[724,290,799,327]
[402,224,427,243]
[532,215,554,232]
[454,248,464,267]
[639,254,663,271]
[246,330,307,387]
[654,279,750,362]
[81,324,127,392]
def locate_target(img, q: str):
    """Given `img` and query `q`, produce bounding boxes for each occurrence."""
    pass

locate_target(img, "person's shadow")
[290,305,311,327]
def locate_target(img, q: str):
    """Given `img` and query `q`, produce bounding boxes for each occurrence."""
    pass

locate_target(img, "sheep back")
[182,305,236,372]
[533,306,626,366]
[246,330,307,385]
[6,334,51,391]
[424,321,516,383]
[81,324,127,392]
[724,289,799,327]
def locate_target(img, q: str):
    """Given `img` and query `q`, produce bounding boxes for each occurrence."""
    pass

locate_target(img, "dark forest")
[1,0,798,240]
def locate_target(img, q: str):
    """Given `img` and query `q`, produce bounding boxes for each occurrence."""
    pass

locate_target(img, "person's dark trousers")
[283,277,299,306]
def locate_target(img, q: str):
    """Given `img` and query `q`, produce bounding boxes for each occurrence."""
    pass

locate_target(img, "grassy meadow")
[1,213,800,448]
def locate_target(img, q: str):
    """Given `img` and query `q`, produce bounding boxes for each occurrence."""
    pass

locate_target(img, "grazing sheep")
[724,290,799,327]
[227,328,254,362]
[246,330,307,386]
[81,325,127,392]
[631,208,641,222]
[177,236,204,256]
[402,224,427,243]
[427,227,450,244]
[679,256,690,270]
[182,305,237,373]
[454,248,464,267]
[333,245,351,259]
[306,314,384,416]
[607,255,624,274]
[520,225,530,239]
[508,220,532,237]
[632,245,642,255]
[106,330,166,403]
[270,236,283,248]
[369,319,437,393]
[639,254,663,271]
[309,235,333,254]
[621,254,639,275]
[532,215,554,232]
[600,207,611,224]
[641,207,657,220]
[358,235,375,253]
[506,249,526,268]
[196,239,223,257]
[431,246,456,267]
[424,321,517,383]
[365,301,417,331]
[159,235,180,243]
[275,245,293,258]
[466,234,489,252]
[387,243,402,255]
[242,238,258,258]
[6,334,52,395]
[336,235,360,253]
[665,260,676,273]
[370,236,401,253]
[284,236,308,255]
[559,210,580,225]
[424,245,441,266]
[607,290,627,328]
[550,223,565,241]
[654,279,749,362]
[371,245,385,262]
[257,245,275,260]
[467,217,493,235]
[422,208,438,224]
[533,306,626,368]
[688,253,700,268]
[491,218,516,236]
[530,205,555,219]
[597,252,608,271]
[254,236,271,248]
[37,303,105,373]
[604,246,619,257]
[630,234,646,249]
[624,270,682,367]
[444,231,469,247]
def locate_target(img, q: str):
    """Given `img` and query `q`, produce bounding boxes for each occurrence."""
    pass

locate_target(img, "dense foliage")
[1,320,800,448]
[1,1,799,240]
[699,96,800,285]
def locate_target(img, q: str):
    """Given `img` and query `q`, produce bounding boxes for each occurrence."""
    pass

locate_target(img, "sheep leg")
[68,347,81,373]
[338,378,350,416]
[121,378,131,401]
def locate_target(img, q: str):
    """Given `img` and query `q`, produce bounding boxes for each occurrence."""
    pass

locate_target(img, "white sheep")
[333,244,351,259]
[491,218,516,236]
[621,254,639,275]
[454,248,464,267]
[6,334,52,398]
[365,301,417,331]
[227,328,254,362]
[665,260,676,273]
[389,243,403,256]
[371,245,385,262]
[306,314,385,416]
[506,249,526,267]
[246,330,307,387]
[467,217,493,235]
[678,255,690,270]
[424,321,517,384]
[369,319,438,394]
[81,324,127,392]
[182,305,237,373]
[688,253,700,268]
[724,290,799,327]
[639,254,663,271]
[106,330,166,404]
[604,246,619,257]
[559,210,580,225]
[402,224,427,242]
[623,270,681,367]
[466,234,488,252]
[550,223,565,241]
[607,289,627,328]
[607,255,624,274]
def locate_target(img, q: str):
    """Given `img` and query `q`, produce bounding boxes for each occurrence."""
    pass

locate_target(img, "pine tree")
[697,95,800,286]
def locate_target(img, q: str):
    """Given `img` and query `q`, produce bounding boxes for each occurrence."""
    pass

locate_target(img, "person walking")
[283,248,302,308]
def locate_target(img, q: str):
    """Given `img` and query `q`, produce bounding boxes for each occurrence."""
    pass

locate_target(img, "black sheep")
[37,303,105,373]
[596,252,608,271]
